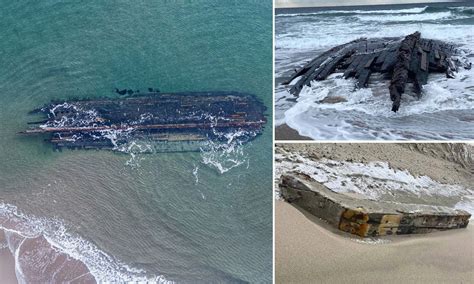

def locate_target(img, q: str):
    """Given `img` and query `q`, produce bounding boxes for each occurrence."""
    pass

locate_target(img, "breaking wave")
[277,65,473,140]
[286,67,473,118]
[0,202,172,283]
[355,11,461,23]
[276,5,474,18]
[276,6,429,17]
[275,5,474,51]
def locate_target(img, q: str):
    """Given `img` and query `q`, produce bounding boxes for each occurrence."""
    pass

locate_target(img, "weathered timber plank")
[356,54,377,88]
[380,48,398,72]
[316,51,353,80]
[343,55,364,78]
[289,61,324,94]
[375,49,389,65]
[421,51,428,71]
[280,173,471,238]
[364,56,376,68]
[283,55,326,85]
[390,32,420,112]
[283,39,364,85]
[284,32,470,110]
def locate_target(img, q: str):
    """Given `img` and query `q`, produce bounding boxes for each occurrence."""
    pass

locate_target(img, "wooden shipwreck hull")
[279,173,471,237]
[22,91,267,151]
[283,32,472,112]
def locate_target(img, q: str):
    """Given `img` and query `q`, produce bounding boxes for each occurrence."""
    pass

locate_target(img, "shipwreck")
[279,173,471,237]
[283,32,472,112]
[22,91,267,151]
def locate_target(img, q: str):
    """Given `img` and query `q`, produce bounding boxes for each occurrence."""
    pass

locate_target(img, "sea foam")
[0,202,173,283]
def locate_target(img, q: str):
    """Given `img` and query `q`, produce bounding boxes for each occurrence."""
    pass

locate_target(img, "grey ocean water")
[275,3,474,140]
[0,1,272,282]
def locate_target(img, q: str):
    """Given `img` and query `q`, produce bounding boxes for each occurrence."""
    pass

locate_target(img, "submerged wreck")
[283,32,471,112]
[22,91,267,151]
[279,173,471,237]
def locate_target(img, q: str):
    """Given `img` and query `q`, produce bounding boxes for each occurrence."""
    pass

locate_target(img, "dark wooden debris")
[21,92,267,151]
[283,32,471,112]
[280,173,471,238]
[390,32,420,112]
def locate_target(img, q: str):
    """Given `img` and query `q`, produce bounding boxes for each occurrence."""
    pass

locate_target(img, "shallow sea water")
[0,1,272,282]
[275,3,474,140]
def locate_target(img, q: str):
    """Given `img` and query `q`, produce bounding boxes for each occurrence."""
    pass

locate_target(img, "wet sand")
[0,231,18,284]
[0,251,17,284]
[275,200,474,283]
[275,124,312,140]
[0,228,94,283]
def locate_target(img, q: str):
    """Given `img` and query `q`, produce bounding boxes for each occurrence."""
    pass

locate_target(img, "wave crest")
[276,6,429,18]
[0,203,173,283]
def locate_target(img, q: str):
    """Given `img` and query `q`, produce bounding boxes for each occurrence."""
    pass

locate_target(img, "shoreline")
[0,227,95,283]
[275,124,312,140]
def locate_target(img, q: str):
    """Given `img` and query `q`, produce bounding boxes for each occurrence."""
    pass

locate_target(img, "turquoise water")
[0,0,272,282]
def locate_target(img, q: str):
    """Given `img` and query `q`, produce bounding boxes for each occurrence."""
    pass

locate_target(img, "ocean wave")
[276,5,474,18]
[448,6,474,15]
[285,66,474,118]
[276,6,429,18]
[0,202,173,283]
[276,21,474,52]
[276,6,473,30]
[277,65,474,140]
[355,11,462,23]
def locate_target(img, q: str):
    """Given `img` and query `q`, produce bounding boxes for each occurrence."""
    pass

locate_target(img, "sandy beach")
[275,124,312,140]
[0,251,17,284]
[276,200,474,283]
[275,143,474,283]
[0,230,18,284]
